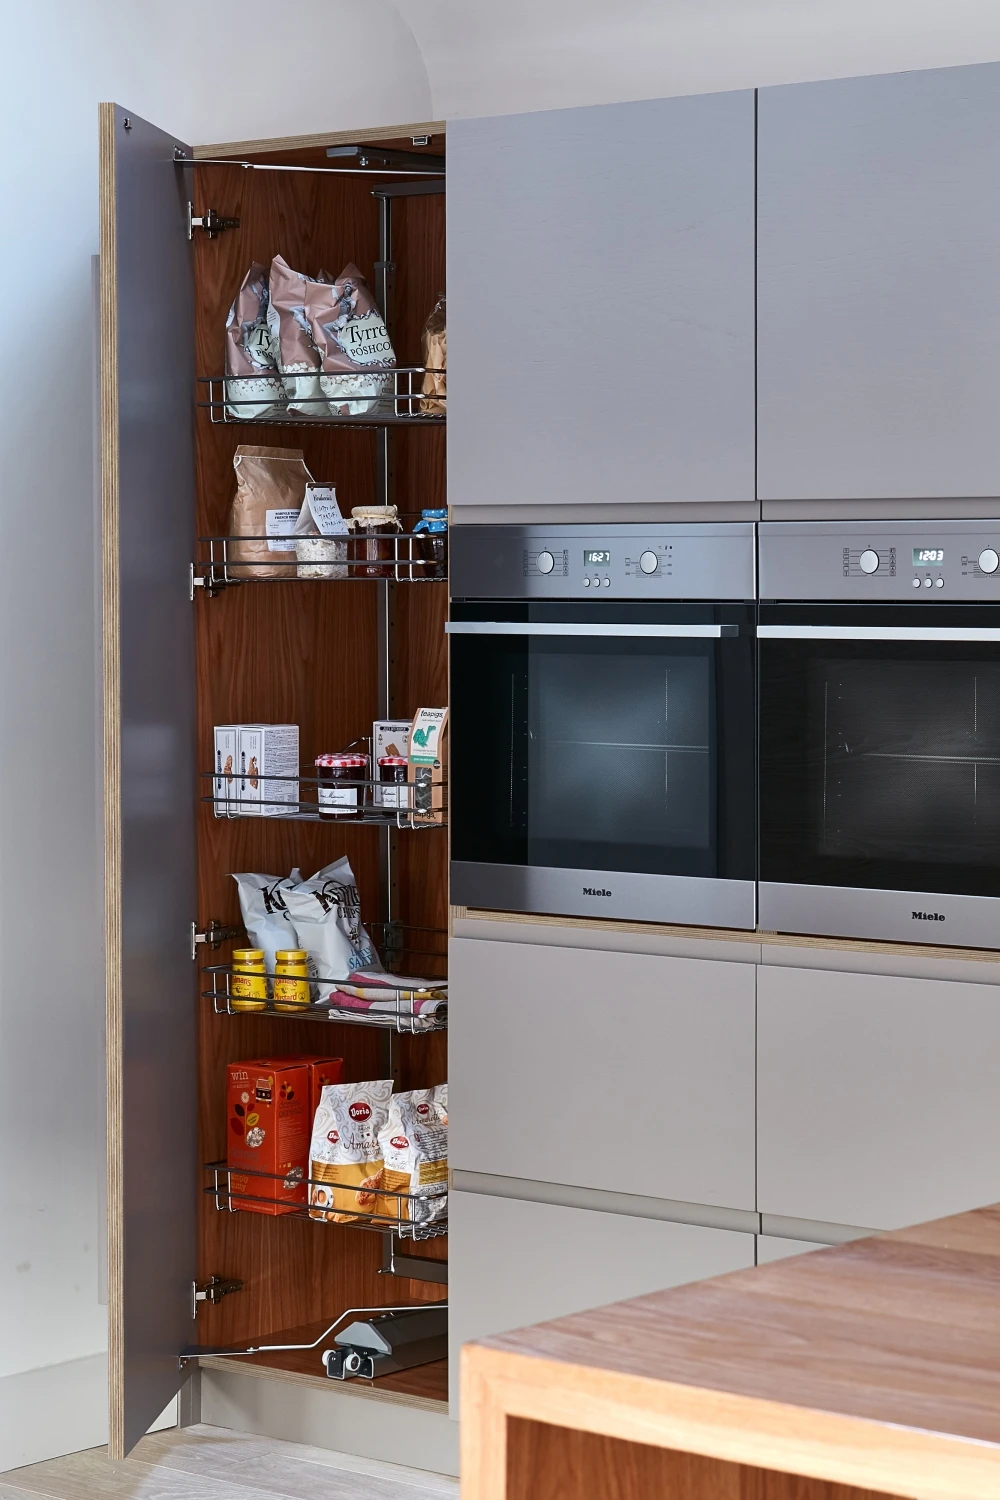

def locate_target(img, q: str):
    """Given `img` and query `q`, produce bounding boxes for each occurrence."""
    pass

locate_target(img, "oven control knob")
[639,550,659,575]
[979,548,999,574]
[859,549,879,574]
[536,550,555,575]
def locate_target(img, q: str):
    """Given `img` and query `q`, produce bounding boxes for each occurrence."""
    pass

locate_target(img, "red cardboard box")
[290,1055,345,1119]
[226,1058,310,1215]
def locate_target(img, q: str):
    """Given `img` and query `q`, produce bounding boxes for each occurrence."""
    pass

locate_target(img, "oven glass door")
[450,601,755,882]
[759,605,1000,896]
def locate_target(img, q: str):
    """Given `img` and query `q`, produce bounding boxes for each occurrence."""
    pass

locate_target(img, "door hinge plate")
[187,203,240,240]
[192,1276,244,1318]
[192,920,241,960]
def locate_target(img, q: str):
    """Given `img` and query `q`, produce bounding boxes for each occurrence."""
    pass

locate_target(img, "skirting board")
[200,1363,459,1477]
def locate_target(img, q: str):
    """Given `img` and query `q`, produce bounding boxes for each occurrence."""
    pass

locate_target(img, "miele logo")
[912,911,946,922]
[583,887,612,898]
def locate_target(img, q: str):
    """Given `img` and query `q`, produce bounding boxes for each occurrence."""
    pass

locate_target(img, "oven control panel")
[760,521,1000,601]
[451,524,755,601]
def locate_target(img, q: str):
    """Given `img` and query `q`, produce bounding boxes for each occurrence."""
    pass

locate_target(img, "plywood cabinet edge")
[98,99,124,1461]
[192,119,447,159]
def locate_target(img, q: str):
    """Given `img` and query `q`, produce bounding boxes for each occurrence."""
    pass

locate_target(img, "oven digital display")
[584,550,611,566]
[913,548,944,565]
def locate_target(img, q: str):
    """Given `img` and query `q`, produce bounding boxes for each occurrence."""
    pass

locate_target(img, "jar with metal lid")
[350,505,401,579]
[273,949,311,1011]
[315,753,369,819]
[413,509,448,580]
[231,948,267,1011]
[377,755,410,810]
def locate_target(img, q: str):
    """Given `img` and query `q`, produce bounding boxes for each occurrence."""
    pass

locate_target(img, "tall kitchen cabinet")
[101,105,449,1457]
[758,60,1000,511]
[447,92,756,523]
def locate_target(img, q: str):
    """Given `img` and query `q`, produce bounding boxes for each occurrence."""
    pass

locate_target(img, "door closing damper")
[180,1303,447,1379]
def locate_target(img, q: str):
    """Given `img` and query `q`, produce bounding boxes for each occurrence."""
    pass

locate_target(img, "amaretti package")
[308,1079,393,1223]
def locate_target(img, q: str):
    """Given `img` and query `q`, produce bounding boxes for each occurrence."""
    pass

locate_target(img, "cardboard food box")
[237,724,299,816]
[226,1058,310,1215]
[292,1055,345,1119]
[407,707,448,825]
[372,719,412,807]
[213,726,240,818]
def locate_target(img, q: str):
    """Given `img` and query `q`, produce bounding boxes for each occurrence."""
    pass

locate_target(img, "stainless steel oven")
[759,519,1000,947]
[448,524,756,928]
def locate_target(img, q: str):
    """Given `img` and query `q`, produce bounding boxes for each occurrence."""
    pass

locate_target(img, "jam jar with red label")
[315,753,369,820]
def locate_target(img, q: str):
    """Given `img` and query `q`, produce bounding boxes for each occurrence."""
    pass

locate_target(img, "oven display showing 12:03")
[912,548,944,565]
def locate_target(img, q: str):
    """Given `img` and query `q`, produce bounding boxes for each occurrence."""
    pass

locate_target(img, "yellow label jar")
[273,949,311,1011]
[231,948,267,1011]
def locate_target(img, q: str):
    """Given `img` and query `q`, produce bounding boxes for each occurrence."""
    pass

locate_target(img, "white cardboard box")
[213,726,240,818]
[373,719,412,807]
[237,725,299,816]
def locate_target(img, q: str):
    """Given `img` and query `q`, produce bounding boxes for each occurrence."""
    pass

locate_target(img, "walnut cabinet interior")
[100,103,448,1458]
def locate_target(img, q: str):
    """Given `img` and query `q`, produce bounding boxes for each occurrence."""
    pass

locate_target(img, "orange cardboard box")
[289,1055,345,1119]
[226,1058,311,1215]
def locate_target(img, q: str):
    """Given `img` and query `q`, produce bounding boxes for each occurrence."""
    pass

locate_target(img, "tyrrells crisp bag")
[308,1079,393,1223]
[224,263,286,419]
[377,1086,448,1234]
[226,446,313,579]
[266,255,331,416]
[311,263,396,417]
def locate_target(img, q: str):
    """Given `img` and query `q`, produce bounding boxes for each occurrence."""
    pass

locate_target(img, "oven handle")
[445,622,739,638]
[758,625,1000,642]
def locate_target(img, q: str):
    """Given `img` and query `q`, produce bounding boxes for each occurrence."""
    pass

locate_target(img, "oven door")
[759,605,1000,946]
[448,600,755,927]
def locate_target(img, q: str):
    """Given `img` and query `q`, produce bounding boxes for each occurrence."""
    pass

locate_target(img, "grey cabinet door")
[449,936,756,1210]
[447,92,756,515]
[100,103,198,1458]
[758,62,1000,504]
[758,964,1000,1229]
[448,1190,754,1410]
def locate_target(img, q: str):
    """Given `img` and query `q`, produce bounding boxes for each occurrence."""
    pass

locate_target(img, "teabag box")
[372,718,412,806]
[238,725,299,816]
[213,726,240,818]
[226,1058,310,1215]
[407,708,448,825]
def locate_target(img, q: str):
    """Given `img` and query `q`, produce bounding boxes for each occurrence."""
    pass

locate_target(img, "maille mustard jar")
[273,949,311,1011]
[231,948,267,1012]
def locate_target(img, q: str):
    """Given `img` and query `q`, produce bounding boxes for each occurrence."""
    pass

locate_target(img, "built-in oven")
[759,519,1000,947]
[448,524,756,928]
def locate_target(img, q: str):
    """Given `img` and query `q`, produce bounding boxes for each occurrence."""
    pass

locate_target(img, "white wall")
[0,0,428,1472]
[397,0,1000,117]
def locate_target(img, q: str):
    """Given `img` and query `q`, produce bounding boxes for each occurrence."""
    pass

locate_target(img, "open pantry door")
[100,102,198,1458]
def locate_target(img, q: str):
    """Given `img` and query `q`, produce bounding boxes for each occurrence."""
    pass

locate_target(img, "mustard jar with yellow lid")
[231,948,267,1011]
[273,949,311,1011]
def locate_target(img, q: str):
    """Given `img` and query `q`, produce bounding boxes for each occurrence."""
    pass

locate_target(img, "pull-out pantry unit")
[100,104,449,1458]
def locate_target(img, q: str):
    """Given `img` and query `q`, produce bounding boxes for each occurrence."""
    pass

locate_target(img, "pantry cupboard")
[102,104,449,1458]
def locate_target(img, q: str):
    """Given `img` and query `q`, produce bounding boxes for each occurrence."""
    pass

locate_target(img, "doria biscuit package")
[308,1079,393,1223]
[226,1058,310,1215]
[377,1085,448,1235]
[224,263,286,419]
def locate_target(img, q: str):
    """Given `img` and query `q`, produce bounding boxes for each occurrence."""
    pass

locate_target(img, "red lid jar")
[315,753,369,820]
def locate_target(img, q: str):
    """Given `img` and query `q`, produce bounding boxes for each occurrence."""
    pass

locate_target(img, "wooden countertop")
[462,1204,1000,1500]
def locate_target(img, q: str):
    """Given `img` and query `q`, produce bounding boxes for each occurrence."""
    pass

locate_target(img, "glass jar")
[315,753,369,820]
[350,505,401,579]
[231,948,267,1011]
[273,949,311,1011]
[377,755,410,810]
[413,508,448,580]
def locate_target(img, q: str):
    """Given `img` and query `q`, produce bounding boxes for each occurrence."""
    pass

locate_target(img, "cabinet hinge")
[187,203,241,240]
[192,1276,244,1317]
[192,920,241,960]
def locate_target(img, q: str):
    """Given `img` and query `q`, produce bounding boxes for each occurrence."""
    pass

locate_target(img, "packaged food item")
[237,725,299,817]
[351,506,402,578]
[314,753,369,820]
[272,949,311,1011]
[377,1086,448,1233]
[377,757,409,810]
[293,485,353,579]
[311,263,396,416]
[227,446,313,579]
[282,856,382,1000]
[408,708,448,826]
[295,1055,344,1118]
[227,1058,310,1215]
[419,294,446,415]
[373,719,412,764]
[413,509,448,578]
[266,255,328,416]
[224,263,286,420]
[308,1078,393,1223]
[213,726,239,817]
[230,949,268,1011]
[232,869,302,975]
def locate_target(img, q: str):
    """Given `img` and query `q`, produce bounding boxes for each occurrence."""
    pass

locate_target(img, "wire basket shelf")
[193,526,446,592]
[200,369,445,428]
[206,1161,447,1241]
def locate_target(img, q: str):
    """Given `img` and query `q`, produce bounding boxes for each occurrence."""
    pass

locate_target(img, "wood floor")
[0,1424,459,1500]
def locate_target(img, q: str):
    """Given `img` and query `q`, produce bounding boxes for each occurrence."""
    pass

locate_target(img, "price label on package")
[265,508,300,551]
[306,486,348,537]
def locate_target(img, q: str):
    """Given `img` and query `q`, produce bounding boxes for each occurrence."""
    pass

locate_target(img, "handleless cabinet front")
[449,936,756,1211]
[758,61,1000,503]
[447,90,756,513]
[758,963,1000,1229]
